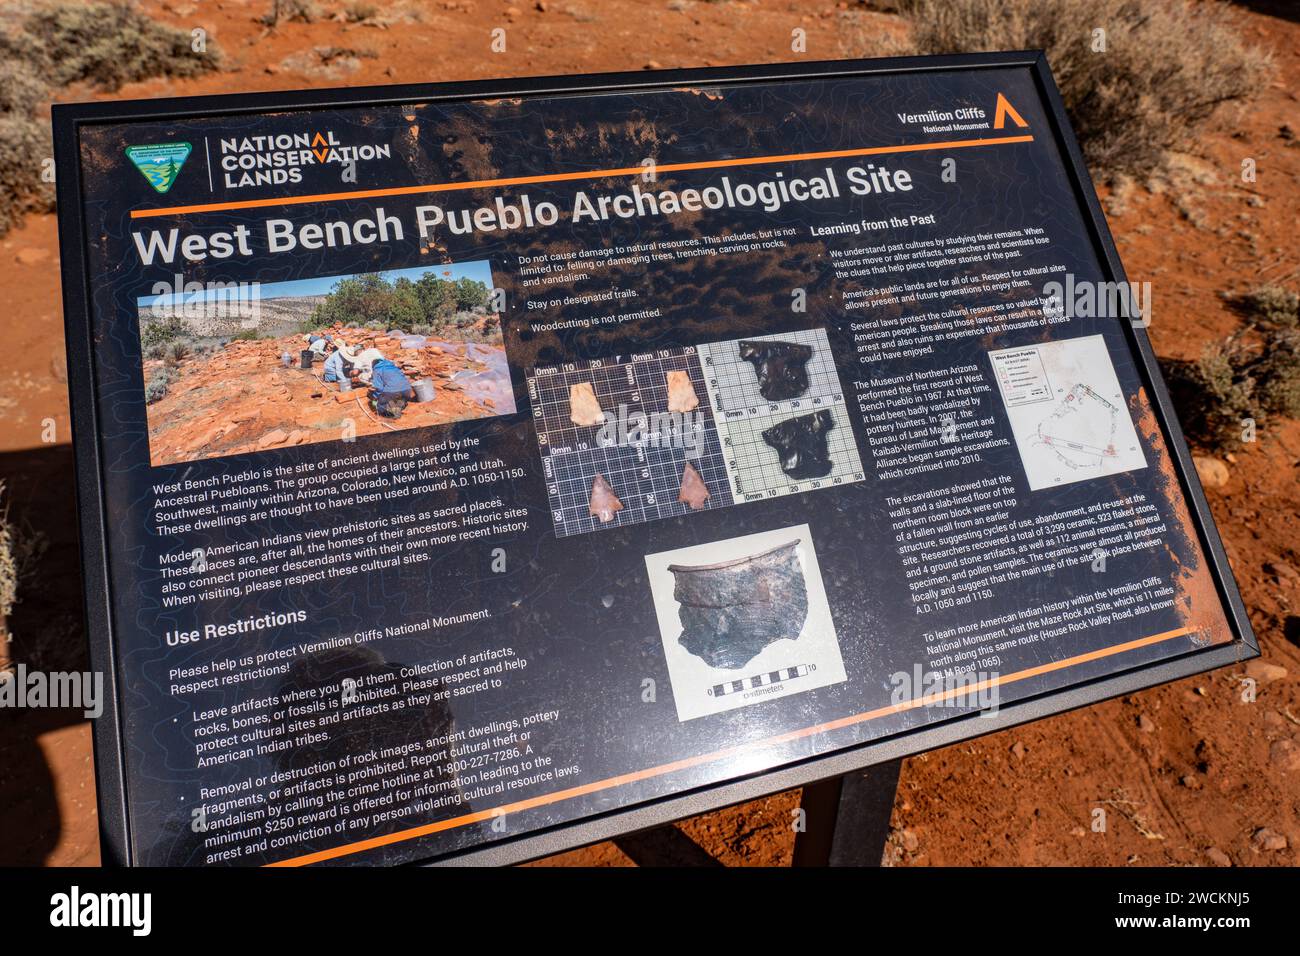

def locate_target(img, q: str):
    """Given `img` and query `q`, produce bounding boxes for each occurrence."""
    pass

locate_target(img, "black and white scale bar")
[709,664,814,697]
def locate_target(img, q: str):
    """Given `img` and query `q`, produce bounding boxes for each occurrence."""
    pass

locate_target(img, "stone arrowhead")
[588,474,623,523]
[678,462,710,510]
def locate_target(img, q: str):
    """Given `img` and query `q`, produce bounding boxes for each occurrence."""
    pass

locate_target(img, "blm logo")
[125,142,192,194]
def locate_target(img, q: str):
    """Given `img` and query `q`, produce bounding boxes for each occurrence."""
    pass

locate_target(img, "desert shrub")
[0,483,15,626]
[315,46,379,65]
[260,0,318,26]
[0,2,221,237]
[1164,328,1300,450]
[141,316,185,350]
[167,341,191,363]
[1254,333,1300,419]
[145,367,173,404]
[6,1,220,92]
[0,59,46,116]
[1234,285,1299,330]
[230,328,263,341]
[0,53,56,232]
[876,0,1271,179]
[343,2,379,23]
[308,271,492,334]
[0,113,54,235]
[0,480,48,638]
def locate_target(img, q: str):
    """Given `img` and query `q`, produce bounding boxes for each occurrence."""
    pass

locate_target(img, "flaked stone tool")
[588,474,624,523]
[678,461,710,510]
[761,409,835,479]
[738,339,814,401]
[669,540,809,669]
[665,369,700,413]
[569,381,606,426]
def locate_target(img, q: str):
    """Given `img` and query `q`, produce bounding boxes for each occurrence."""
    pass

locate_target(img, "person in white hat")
[348,347,386,386]
[322,340,355,384]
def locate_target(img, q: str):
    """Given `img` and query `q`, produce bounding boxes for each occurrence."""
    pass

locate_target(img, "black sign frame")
[53,51,1258,867]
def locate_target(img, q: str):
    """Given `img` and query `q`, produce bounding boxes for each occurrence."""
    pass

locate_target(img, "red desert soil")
[0,0,1296,867]
[145,329,504,464]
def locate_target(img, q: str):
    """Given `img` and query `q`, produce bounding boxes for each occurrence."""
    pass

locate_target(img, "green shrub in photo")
[307,270,493,337]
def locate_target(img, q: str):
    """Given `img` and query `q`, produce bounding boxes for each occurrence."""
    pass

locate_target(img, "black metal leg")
[791,759,902,867]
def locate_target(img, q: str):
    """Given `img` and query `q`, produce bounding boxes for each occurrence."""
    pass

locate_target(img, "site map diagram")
[989,334,1148,490]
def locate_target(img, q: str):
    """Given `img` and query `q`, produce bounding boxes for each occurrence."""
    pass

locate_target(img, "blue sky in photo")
[139,259,494,308]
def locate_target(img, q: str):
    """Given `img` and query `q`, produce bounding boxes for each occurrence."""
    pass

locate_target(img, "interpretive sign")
[53,53,1255,866]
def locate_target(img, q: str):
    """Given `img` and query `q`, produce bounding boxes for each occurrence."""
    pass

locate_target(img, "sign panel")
[53,54,1256,867]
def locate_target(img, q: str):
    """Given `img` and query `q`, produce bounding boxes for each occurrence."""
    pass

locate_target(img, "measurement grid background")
[530,352,735,537]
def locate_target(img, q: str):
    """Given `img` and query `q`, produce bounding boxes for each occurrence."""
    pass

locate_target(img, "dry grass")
[260,0,319,27]
[0,482,17,626]
[845,0,1272,180]
[0,1,220,236]
[0,479,51,669]
[1163,318,1300,451]
[1234,285,1300,330]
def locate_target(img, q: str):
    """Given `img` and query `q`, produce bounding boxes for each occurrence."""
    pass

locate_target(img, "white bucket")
[412,379,436,403]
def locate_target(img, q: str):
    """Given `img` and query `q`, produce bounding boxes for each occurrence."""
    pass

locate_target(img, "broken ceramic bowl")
[669,539,809,669]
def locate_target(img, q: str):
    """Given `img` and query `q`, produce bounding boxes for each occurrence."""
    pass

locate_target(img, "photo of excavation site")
[137,261,514,466]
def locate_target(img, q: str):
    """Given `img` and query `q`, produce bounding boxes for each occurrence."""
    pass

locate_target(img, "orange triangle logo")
[993,93,1028,129]
[311,132,330,162]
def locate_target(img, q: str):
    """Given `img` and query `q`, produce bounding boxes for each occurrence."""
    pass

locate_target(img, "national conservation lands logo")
[215,129,392,188]
[125,142,193,194]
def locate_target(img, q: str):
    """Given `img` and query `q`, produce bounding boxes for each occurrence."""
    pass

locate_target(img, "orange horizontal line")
[267,623,1191,867]
[131,134,1034,219]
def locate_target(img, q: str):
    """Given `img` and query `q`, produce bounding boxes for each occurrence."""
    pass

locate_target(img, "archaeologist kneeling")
[304,332,332,356]
[368,358,416,419]
[322,342,354,383]
[348,347,384,386]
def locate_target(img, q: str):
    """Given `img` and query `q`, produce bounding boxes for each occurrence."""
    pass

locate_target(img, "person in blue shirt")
[369,357,415,418]
[322,342,354,383]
